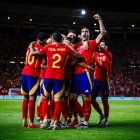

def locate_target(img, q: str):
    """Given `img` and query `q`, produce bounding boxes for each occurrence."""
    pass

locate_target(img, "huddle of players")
[21,13,112,130]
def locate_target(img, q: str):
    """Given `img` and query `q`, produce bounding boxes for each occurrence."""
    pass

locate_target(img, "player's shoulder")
[89,39,96,43]
[34,43,42,47]
[95,51,99,55]
[34,43,44,50]
[88,40,97,46]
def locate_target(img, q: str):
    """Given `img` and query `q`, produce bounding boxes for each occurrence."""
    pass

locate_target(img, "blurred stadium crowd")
[0,27,140,97]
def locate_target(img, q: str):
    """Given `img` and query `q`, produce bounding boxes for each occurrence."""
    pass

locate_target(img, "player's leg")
[76,72,92,129]
[70,74,84,127]
[40,78,51,129]
[52,79,64,130]
[60,79,70,127]
[36,95,43,125]
[22,95,29,127]
[28,95,40,128]
[91,80,105,125]
[69,94,80,127]
[21,74,29,127]
[101,81,110,126]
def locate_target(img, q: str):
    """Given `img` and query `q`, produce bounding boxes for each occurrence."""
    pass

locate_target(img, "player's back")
[44,44,72,80]
[22,43,43,76]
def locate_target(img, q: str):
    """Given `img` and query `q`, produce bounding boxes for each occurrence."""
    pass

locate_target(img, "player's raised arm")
[94,14,106,45]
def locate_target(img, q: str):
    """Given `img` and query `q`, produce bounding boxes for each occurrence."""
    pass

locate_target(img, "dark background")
[1,0,140,12]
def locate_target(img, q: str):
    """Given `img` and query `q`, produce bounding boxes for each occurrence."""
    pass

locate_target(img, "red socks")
[22,99,29,121]
[61,99,68,121]
[75,100,84,118]
[42,98,49,119]
[28,100,35,123]
[54,101,61,124]
[83,99,91,121]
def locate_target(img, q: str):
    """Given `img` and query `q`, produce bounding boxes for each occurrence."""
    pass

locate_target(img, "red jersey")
[40,59,46,79]
[65,55,73,79]
[38,44,73,80]
[74,40,97,74]
[22,43,44,76]
[93,48,112,81]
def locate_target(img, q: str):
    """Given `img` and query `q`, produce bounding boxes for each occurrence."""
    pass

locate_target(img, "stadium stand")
[0,1,140,97]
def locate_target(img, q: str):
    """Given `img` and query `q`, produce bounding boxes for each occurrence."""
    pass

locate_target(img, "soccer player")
[60,30,85,127]
[21,32,48,128]
[36,37,55,126]
[64,30,84,127]
[36,57,46,125]
[70,13,106,129]
[60,32,74,127]
[29,32,85,130]
[61,30,92,127]
[91,40,112,126]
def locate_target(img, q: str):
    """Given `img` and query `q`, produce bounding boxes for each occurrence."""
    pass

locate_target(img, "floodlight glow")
[132,24,134,27]
[73,21,76,24]
[10,61,15,64]
[95,30,99,32]
[81,10,86,15]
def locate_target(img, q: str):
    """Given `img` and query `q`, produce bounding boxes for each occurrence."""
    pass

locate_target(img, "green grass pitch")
[0,99,140,140]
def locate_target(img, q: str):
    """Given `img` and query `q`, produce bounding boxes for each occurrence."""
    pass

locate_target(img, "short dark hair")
[52,32,62,43]
[37,32,48,41]
[101,39,109,46]
[67,30,77,35]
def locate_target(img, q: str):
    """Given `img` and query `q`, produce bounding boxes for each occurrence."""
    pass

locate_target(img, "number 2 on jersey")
[52,54,61,69]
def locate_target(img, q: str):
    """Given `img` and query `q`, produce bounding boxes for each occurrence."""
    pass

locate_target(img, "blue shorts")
[21,74,40,96]
[92,80,110,98]
[43,78,64,98]
[71,72,93,95]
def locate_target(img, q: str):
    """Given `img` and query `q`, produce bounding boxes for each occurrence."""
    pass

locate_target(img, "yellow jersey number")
[52,54,61,69]
[25,50,39,68]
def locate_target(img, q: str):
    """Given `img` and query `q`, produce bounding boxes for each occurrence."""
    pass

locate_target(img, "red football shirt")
[74,40,97,74]
[40,59,46,79]
[38,44,73,80]
[64,55,73,79]
[93,49,112,81]
[22,43,44,76]
[40,68,46,79]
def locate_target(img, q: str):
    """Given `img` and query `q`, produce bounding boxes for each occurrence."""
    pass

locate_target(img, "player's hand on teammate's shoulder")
[28,41,36,48]
[63,37,71,46]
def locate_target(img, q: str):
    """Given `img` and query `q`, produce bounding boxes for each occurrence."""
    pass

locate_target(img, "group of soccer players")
[21,13,112,130]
